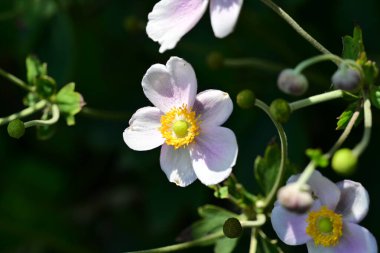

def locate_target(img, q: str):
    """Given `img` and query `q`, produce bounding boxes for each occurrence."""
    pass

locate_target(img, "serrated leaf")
[342,26,365,60]
[336,102,362,130]
[370,85,380,109]
[305,149,329,168]
[214,237,238,253]
[26,55,47,85]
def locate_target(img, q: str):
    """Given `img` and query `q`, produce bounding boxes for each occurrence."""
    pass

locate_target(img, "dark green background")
[0,0,379,252]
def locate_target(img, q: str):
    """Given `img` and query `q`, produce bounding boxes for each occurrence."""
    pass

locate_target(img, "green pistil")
[318,217,333,233]
[173,120,189,138]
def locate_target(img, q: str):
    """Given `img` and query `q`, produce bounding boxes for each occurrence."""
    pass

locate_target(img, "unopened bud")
[207,52,224,70]
[7,119,25,139]
[332,65,361,91]
[277,69,309,96]
[277,184,313,213]
[223,218,243,238]
[236,89,256,109]
[270,99,291,124]
[332,148,357,175]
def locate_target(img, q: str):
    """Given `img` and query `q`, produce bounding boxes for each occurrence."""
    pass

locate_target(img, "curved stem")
[0,68,34,92]
[241,214,266,228]
[259,0,331,54]
[124,231,224,253]
[352,98,372,156]
[293,54,343,73]
[289,90,345,112]
[0,100,47,126]
[24,104,60,127]
[81,107,131,121]
[224,58,284,72]
[254,99,288,208]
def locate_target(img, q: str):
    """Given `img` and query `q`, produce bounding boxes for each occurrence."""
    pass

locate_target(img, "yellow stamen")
[159,104,200,149]
[306,206,343,247]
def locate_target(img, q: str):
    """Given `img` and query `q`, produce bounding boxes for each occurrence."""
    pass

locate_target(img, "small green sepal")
[306,149,329,168]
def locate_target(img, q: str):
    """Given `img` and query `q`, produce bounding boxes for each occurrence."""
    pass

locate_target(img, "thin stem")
[352,99,372,156]
[24,104,60,128]
[0,68,34,92]
[81,107,131,121]
[249,229,258,253]
[294,54,343,73]
[224,58,284,72]
[259,0,331,54]
[295,161,316,187]
[124,231,224,253]
[289,90,345,112]
[254,99,288,208]
[0,100,47,126]
[241,214,266,228]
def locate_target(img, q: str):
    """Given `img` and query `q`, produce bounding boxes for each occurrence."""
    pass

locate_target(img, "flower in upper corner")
[123,57,238,187]
[271,170,378,253]
[146,0,244,53]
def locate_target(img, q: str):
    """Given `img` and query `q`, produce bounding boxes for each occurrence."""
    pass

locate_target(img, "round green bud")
[236,89,256,109]
[206,51,224,70]
[269,99,291,124]
[332,148,357,175]
[277,69,309,96]
[7,119,25,139]
[332,65,361,91]
[223,218,243,238]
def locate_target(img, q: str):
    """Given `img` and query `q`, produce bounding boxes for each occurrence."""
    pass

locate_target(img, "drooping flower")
[123,57,238,187]
[146,0,244,53]
[271,170,378,253]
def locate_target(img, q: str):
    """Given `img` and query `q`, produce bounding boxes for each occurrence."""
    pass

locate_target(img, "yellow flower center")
[159,105,200,149]
[306,206,343,247]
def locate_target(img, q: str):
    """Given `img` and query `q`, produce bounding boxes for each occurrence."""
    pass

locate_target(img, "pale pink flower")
[146,0,244,53]
[123,57,238,187]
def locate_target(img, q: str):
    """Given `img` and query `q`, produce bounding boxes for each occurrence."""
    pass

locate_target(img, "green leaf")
[26,55,47,85]
[35,75,57,99]
[214,237,238,253]
[55,82,84,126]
[305,149,329,168]
[342,26,365,60]
[362,60,379,85]
[213,186,229,199]
[370,85,380,109]
[336,102,362,130]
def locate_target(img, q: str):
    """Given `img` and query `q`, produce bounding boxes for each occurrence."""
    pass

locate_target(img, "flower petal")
[193,89,233,127]
[146,0,209,53]
[335,180,369,223]
[210,0,243,38]
[123,107,164,151]
[307,223,378,253]
[271,201,321,245]
[189,126,237,185]
[142,57,197,112]
[286,170,340,210]
[160,144,197,187]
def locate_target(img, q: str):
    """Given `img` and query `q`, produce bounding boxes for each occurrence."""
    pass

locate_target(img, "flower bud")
[223,218,243,238]
[7,119,25,139]
[236,89,256,109]
[269,99,291,124]
[277,183,314,213]
[332,148,357,175]
[207,52,224,70]
[277,69,309,96]
[332,65,361,91]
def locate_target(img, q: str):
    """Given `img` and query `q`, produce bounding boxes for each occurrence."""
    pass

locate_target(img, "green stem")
[0,68,34,92]
[249,229,258,253]
[241,214,266,228]
[24,104,60,128]
[81,107,131,121]
[0,100,47,126]
[289,90,345,112]
[259,0,331,54]
[254,99,288,208]
[224,58,284,72]
[294,54,343,73]
[124,231,224,253]
[352,98,372,156]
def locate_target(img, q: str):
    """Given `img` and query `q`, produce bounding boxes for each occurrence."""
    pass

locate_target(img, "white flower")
[123,57,238,187]
[146,0,244,53]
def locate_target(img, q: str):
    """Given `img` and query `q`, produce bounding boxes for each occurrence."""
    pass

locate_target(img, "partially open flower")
[271,170,377,253]
[277,183,314,213]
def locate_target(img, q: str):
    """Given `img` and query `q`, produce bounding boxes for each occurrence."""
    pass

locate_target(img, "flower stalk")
[24,104,60,128]
[0,67,34,92]
[289,90,345,112]
[0,100,47,126]
[352,98,372,156]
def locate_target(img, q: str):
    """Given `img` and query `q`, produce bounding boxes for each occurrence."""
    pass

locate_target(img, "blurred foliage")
[0,0,379,252]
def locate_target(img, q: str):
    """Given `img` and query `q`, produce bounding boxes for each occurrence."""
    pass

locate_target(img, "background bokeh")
[0,0,379,252]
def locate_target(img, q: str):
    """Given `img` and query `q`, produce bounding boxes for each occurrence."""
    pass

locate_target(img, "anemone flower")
[123,57,238,187]
[271,170,377,253]
[147,0,244,53]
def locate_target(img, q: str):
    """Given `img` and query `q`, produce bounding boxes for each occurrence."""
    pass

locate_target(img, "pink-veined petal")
[142,57,197,112]
[160,144,197,187]
[307,223,377,253]
[146,0,209,53]
[193,89,233,127]
[335,180,369,223]
[210,0,243,38]
[189,126,237,185]
[123,107,164,151]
